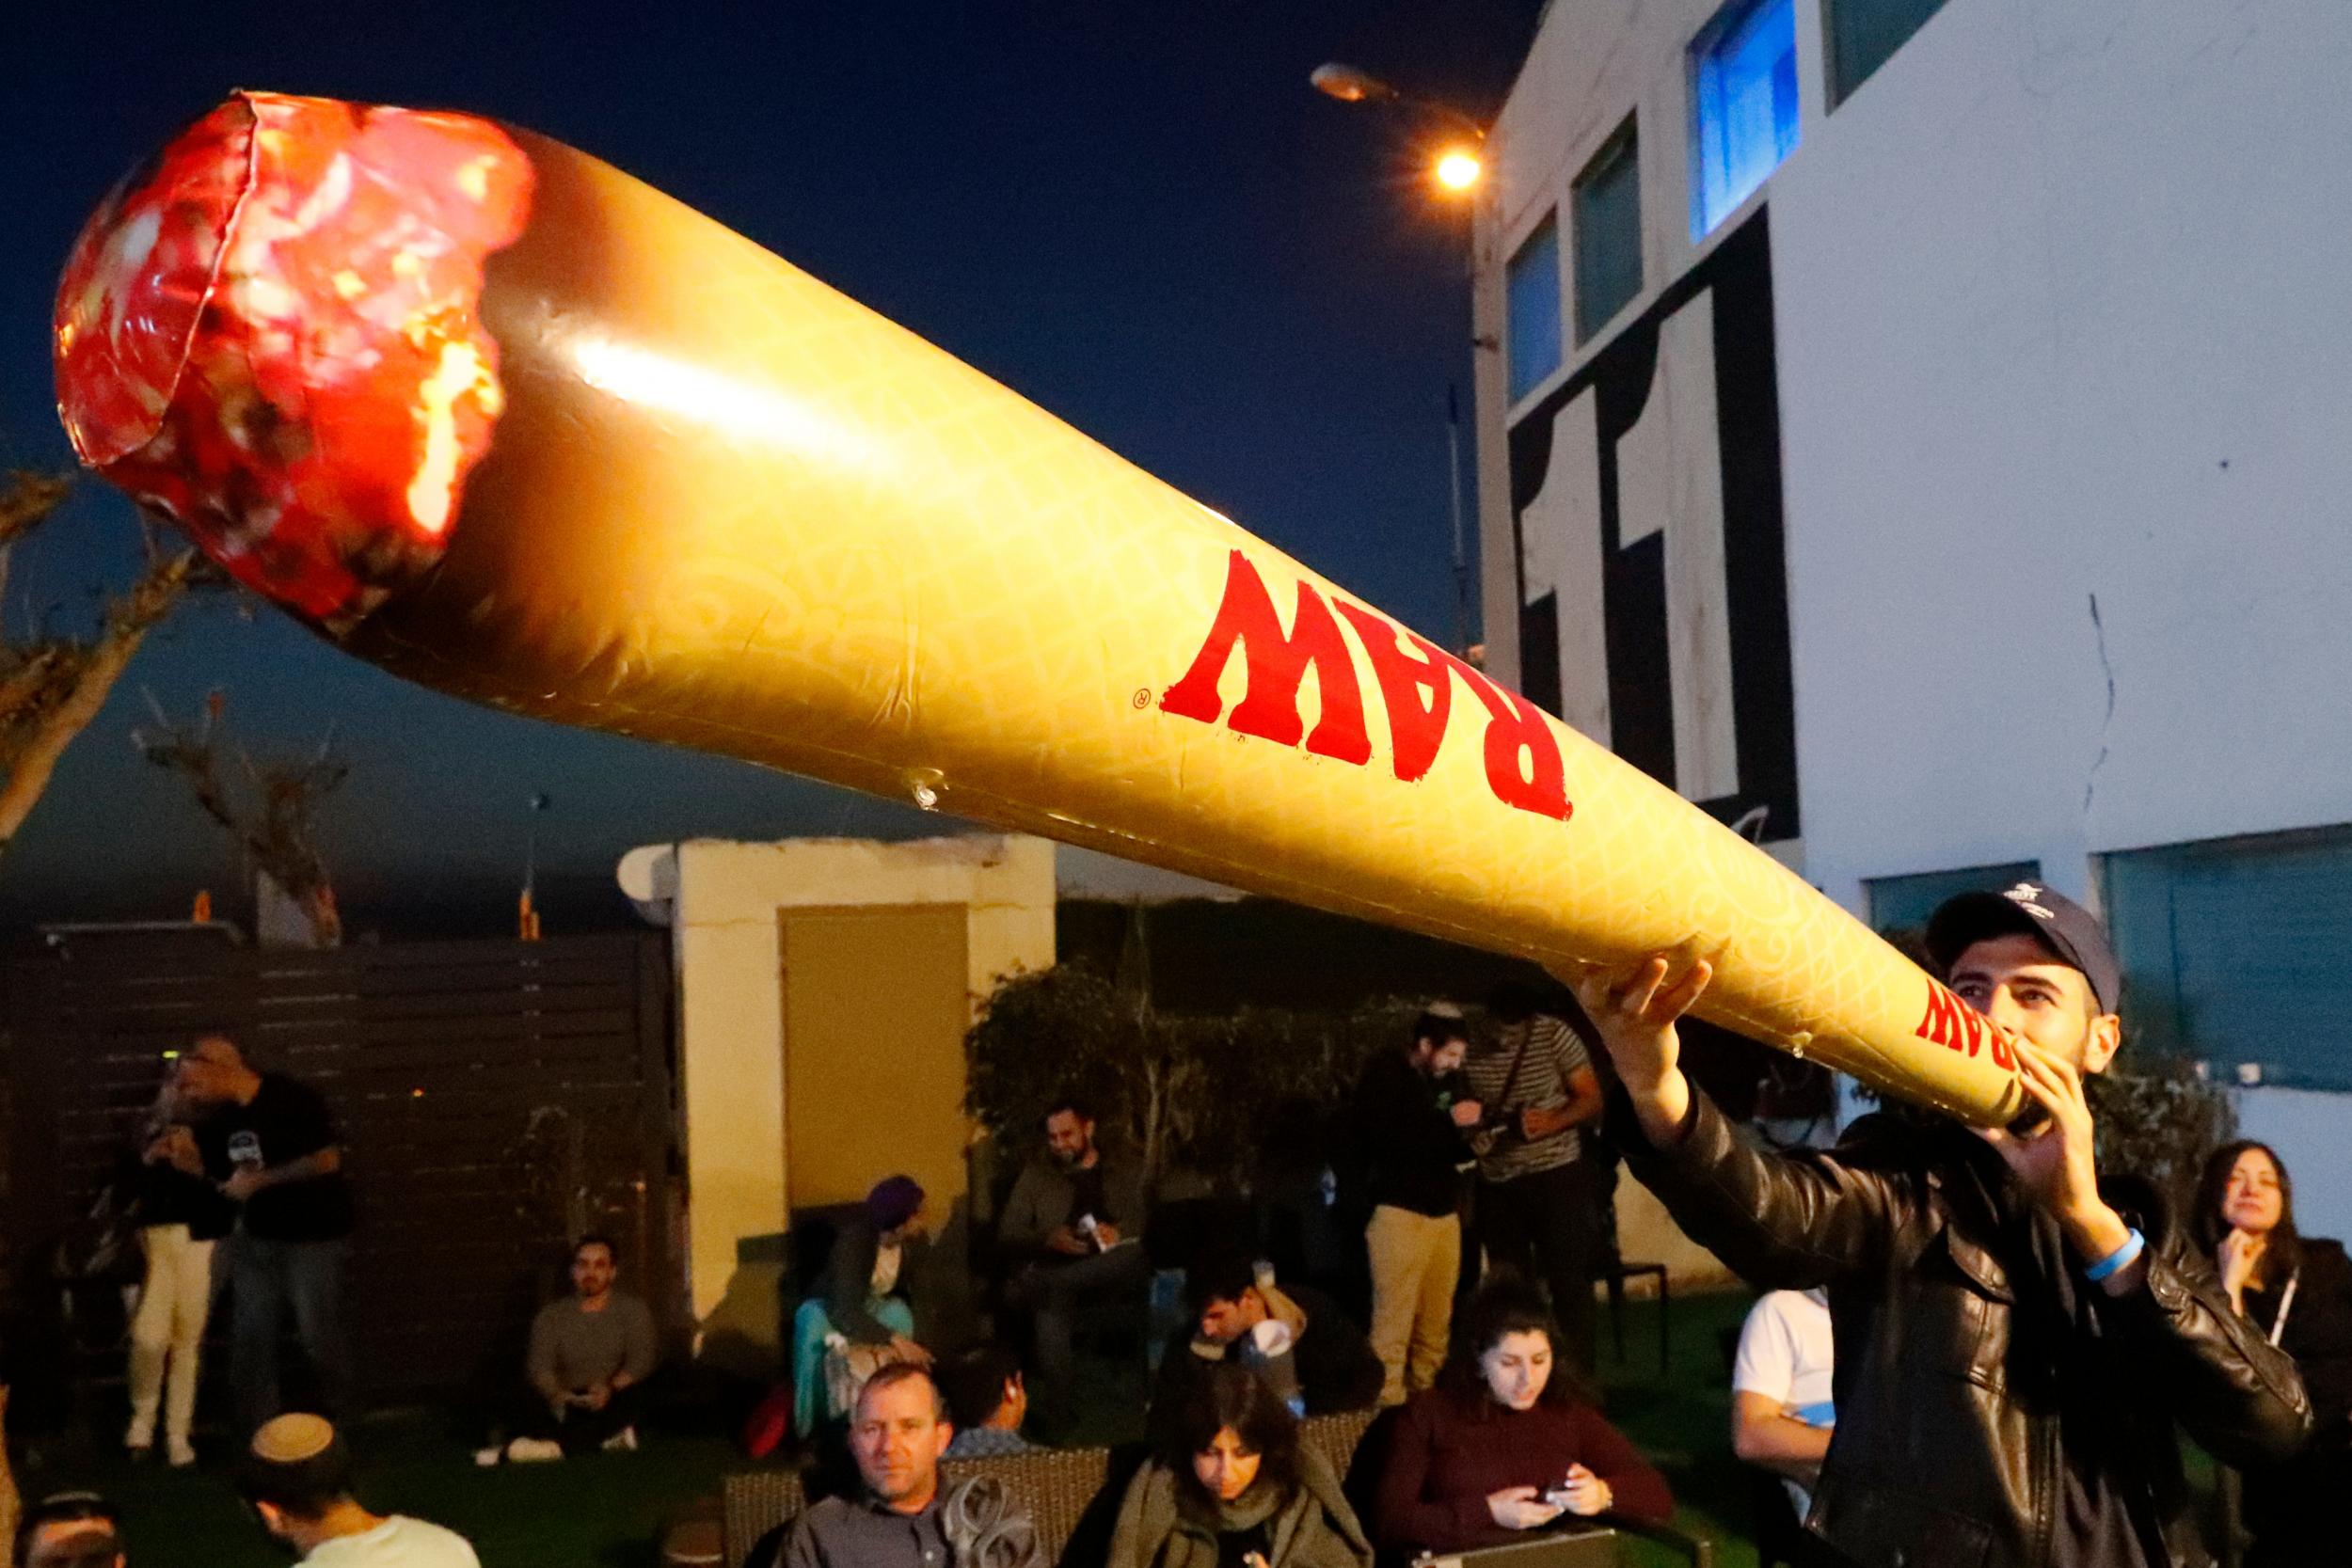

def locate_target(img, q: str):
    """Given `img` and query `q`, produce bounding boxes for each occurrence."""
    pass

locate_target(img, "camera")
[1438,1073,1527,1145]
[1472,1104,1526,1145]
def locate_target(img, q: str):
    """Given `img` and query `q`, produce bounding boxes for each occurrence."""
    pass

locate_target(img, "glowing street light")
[1434,147,1484,193]
[1311,61,1487,140]
[1309,61,1495,657]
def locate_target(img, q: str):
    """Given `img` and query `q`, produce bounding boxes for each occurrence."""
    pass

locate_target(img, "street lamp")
[1311,61,1488,197]
[1308,62,1394,104]
[1434,148,1484,193]
[1311,61,1493,657]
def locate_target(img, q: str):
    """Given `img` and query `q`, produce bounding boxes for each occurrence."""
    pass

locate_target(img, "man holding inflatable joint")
[1569,881,2308,1568]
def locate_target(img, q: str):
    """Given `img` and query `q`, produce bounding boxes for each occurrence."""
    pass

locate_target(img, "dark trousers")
[1477,1159,1599,1372]
[229,1233,351,1433]
[518,1381,647,1454]
[1007,1244,1152,1402]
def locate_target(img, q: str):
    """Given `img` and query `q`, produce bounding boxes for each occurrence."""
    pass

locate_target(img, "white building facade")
[1475,0,2352,1226]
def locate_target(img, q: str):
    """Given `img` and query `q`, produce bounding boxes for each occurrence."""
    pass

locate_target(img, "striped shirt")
[1462,1014,1592,1182]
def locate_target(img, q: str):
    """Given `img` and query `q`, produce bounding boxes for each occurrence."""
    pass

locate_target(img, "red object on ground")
[739,1382,796,1461]
[53,92,532,626]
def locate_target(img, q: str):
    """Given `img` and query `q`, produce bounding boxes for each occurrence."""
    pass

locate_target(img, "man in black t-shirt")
[179,1035,355,1433]
[1349,1002,1479,1405]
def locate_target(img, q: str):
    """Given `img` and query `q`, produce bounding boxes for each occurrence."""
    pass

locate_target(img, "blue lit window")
[1505,215,1564,403]
[1692,0,1800,238]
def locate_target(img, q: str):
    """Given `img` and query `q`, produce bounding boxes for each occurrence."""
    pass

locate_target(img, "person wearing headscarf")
[791,1175,932,1436]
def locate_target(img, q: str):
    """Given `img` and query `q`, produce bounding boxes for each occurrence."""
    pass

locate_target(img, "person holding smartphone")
[175,1034,355,1434]
[1110,1363,1371,1568]
[1372,1282,1670,1555]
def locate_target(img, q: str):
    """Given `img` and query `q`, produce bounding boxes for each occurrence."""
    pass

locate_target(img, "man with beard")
[1568,881,2307,1567]
[1349,1003,1479,1406]
[1000,1097,1149,1418]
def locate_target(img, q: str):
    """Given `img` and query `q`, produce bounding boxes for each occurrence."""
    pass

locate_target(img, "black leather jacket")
[1616,1089,2310,1568]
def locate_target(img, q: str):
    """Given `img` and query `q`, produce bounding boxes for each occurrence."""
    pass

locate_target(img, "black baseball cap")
[1925,879,2121,1015]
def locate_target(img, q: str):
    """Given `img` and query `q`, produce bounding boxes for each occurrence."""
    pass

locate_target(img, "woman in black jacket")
[2199,1140,2352,1565]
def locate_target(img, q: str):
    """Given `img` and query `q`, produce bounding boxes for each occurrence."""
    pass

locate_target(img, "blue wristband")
[2084,1227,2145,1284]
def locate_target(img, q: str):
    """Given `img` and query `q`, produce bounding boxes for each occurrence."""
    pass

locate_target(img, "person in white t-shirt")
[242,1414,480,1568]
[1730,1287,1836,1520]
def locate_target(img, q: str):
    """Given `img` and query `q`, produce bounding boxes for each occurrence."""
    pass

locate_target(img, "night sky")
[0,1,1541,933]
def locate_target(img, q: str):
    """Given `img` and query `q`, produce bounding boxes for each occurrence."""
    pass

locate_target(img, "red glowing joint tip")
[52,91,532,627]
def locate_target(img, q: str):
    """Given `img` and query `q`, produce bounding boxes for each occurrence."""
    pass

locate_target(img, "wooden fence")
[0,929,676,1405]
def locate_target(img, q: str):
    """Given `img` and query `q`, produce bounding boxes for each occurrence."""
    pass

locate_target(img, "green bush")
[2087,1055,2236,1216]
[963,959,1425,1196]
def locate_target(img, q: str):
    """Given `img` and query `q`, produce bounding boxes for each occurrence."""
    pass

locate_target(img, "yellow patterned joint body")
[59,97,2022,1124]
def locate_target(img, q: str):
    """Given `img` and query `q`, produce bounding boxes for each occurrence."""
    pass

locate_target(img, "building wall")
[621,834,1055,1360]
[1488,0,2352,895]
[1484,0,2352,1251]
[1478,0,1833,705]
[1771,0,2352,914]
[1484,0,1828,858]
[778,902,973,1214]
[2234,1086,2352,1249]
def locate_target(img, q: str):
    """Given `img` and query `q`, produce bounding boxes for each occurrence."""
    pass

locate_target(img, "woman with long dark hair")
[1108,1363,1372,1568]
[2197,1140,2352,1565]
[1372,1282,1671,1556]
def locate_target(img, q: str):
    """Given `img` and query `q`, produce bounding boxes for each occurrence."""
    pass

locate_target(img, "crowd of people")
[759,879,2351,1568]
[35,878,2352,1568]
[750,1007,1671,1568]
[763,1275,1666,1568]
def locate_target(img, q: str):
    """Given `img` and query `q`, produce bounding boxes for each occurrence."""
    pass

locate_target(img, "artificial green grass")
[30,1418,741,1567]
[31,1290,1767,1567]
[1596,1289,1766,1568]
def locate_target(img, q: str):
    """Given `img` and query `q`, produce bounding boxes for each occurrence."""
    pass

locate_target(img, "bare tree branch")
[135,691,347,946]
[0,471,71,551]
[0,541,199,861]
[0,469,226,873]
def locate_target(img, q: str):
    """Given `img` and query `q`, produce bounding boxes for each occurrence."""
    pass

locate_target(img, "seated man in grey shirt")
[778,1365,1038,1568]
[504,1234,658,1461]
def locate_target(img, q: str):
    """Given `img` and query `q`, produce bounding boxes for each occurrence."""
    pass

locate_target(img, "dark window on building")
[1573,122,1644,343]
[1866,862,2042,939]
[1829,0,1949,106]
[1505,215,1565,403]
[2104,827,2352,1090]
[1692,0,1800,238]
